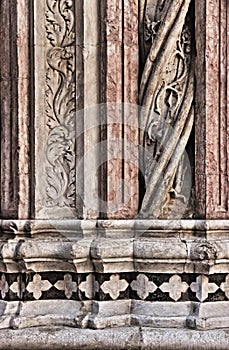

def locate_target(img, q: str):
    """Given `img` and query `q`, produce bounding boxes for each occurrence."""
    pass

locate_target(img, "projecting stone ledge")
[1,219,229,275]
[0,326,228,350]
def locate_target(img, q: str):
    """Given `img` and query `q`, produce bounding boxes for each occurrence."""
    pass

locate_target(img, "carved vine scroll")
[45,0,76,208]
[139,0,194,218]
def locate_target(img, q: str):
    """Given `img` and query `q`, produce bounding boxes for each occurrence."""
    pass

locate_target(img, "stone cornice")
[0,220,229,274]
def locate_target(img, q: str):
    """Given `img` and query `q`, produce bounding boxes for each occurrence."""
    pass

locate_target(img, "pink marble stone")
[106,0,123,217]
[0,0,18,218]
[123,0,139,218]
[105,0,139,218]
[196,0,229,218]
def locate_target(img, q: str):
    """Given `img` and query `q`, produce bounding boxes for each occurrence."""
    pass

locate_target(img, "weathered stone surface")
[91,238,134,273]
[1,1,229,349]
[195,0,229,219]
[131,300,191,328]
[0,327,141,350]
[17,0,30,219]
[0,326,229,349]
[141,327,229,350]
[1,219,229,274]
[0,0,19,218]
[139,0,194,219]
[101,0,139,218]
[0,300,90,330]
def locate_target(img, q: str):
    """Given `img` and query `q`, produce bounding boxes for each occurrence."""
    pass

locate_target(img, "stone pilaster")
[101,0,139,219]
[0,0,18,218]
[195,0,229,218]
[0,0,30,219]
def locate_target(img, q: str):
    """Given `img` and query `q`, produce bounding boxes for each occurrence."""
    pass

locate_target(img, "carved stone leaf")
[46,0,75,47]
[46,166,63,199]
[59,0,75,44]
[46,67,61,128]
[58,82,76,120]
[45,0,76,209]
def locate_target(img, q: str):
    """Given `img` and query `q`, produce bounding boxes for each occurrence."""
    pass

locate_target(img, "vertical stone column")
[123,0,139,218]
[103,0,123,218]
[101,0,139,219]
[0,0,30,219]
[82,0,101,219]
[17,0,30,219]
[195,0,229,218]
[0,0,18,218]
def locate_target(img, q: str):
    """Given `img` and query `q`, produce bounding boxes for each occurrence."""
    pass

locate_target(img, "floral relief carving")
[45,0,76,208]
[190,242,219,261]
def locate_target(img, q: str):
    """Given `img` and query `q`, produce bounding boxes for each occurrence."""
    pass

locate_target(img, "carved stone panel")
[139,0,195,219]
[34,0,139,219]
[34,0,85,218]
[45,0,76,210]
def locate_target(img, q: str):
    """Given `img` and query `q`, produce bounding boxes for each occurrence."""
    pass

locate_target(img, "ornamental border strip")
[0,272,228,303]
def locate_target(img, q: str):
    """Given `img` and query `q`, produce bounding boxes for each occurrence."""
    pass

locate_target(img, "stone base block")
[0,326,229,350]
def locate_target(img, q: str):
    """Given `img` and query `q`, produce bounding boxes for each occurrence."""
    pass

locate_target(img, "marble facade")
[0,0,229,349]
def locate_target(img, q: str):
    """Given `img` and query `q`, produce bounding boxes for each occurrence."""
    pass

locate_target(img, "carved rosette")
[139,0,194,218]
[45,0,76,208]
